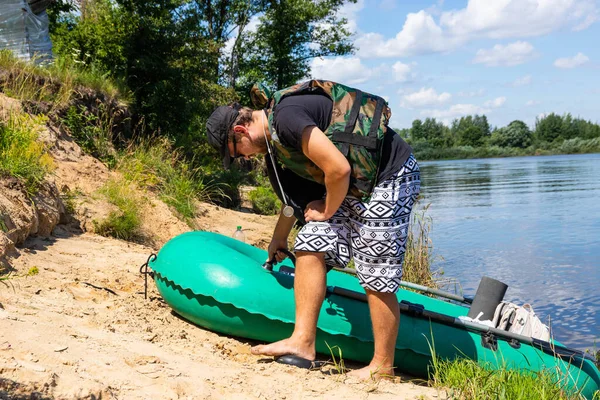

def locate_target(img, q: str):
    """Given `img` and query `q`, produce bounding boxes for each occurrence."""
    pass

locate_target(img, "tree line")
[396,113,600,160]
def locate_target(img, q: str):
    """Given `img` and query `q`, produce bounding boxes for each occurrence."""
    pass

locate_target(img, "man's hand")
[267,238,289,263]
[304,199,331,222]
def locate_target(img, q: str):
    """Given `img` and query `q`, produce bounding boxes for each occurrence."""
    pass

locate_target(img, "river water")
[418,153,600,351]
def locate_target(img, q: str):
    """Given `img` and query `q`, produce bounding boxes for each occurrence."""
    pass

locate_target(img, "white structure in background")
[0,0,53,63]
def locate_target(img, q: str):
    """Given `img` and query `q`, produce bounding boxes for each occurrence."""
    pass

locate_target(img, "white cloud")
[473,41,535,67]
[526,100,541,106]
[421,104,491,122]
[510,75,532,87]
[356,11,458,57]
[553,52,590,69]
[357,0,598,58]
[392,61,414,82]
[484,97,507,108]
[309,56,383,85]
[440,0,598,39]
[338,0,365,34]
[401,87,452,108]
[458,89,486,97]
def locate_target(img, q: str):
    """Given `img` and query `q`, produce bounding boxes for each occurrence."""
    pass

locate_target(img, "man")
[205,81,420,380]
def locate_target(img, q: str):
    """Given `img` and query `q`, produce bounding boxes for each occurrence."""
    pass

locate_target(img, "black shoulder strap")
[331,92,385,154]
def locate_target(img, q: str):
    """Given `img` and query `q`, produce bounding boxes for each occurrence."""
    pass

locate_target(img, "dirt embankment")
[0,93,443,399]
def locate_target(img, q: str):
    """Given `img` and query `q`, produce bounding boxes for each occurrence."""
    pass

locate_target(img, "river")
[418,153,600,351]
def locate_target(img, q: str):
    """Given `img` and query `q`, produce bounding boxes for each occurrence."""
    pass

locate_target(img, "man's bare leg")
[251,251,326,360]
[348,289,400,380]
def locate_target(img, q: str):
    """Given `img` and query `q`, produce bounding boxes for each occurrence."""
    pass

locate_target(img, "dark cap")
[206,103,242,169]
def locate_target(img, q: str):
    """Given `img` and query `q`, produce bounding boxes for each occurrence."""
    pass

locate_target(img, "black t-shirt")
[272,93,412,183]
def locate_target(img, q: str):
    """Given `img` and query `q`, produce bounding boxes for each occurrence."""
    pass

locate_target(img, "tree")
[410,119,425,141]
[421,118,448,147]
[473,115,491,138]
[573,118,600,139]
[535,113,563,142]
[452,115,489,146]
[238,0,356,90]
[49,0,129,77]
[49,0,237,142]
[490,120,532,148]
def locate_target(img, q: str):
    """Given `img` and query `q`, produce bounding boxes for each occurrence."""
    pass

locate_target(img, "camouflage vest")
[251,80,391,200]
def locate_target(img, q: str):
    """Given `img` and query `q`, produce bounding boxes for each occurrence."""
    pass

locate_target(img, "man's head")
[206,104,268,169]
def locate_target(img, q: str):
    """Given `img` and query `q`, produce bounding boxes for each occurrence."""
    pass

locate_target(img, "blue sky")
[307,0,600,130]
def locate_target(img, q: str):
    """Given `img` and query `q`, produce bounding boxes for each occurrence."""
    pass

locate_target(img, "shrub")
[117,138,226,223]
[0,50,125,109]
[248,186,281,215]
[94,179,141,240]
[61,104,117,166]
[0,113,54,193]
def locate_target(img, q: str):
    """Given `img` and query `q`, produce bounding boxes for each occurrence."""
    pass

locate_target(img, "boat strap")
[481,332,498,351]
[139,253,157,300]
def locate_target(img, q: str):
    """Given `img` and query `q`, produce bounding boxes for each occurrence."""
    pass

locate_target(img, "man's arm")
[267,205,297,262]
[301,125,351,221]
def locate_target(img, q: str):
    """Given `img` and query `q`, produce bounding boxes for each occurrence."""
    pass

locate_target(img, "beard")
[253,133,269,154]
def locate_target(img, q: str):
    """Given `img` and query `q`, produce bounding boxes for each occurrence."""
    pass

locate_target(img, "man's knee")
[295,251,326,264]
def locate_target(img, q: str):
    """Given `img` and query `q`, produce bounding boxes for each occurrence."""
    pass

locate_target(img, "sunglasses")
[231,132,241,160]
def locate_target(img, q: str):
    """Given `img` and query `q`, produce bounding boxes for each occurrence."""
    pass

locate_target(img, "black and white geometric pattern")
[294,154,420,293]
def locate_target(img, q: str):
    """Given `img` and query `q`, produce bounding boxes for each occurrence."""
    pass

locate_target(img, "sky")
[306,0,600,130]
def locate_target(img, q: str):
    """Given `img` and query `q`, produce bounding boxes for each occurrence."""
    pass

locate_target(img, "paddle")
[263,250,595,363]
[262,249,473,305]
[330,286,595,363]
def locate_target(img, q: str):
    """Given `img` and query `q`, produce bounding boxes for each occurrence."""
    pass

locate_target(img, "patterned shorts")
[294,154,420,293]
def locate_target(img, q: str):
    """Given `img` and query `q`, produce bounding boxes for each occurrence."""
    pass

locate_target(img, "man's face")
[228,130,254,161]
[227,125,267,160]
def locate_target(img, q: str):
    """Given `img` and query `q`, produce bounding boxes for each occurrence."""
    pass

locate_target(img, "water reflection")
[419,154,600,350]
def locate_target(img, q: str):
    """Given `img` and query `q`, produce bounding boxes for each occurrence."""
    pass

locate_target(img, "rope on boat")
[139,253,157,300]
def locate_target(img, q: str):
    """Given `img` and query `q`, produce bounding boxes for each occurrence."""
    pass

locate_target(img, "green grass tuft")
[403,203,441,288]
[0,50,127,109]
[0,113,54,193]
[325,342,347,375]
[61,104,117,166]
[248,186,281,215]
[117,138,226,224]
[430,356,582,400]
[94,179,141,240]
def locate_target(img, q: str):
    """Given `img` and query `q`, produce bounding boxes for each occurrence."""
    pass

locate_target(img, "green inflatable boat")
[144,231,600,399]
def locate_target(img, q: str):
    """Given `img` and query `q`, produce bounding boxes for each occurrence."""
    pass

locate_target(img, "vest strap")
[344,90,363,134]
[331,131,378,149]
[368,97,386,140]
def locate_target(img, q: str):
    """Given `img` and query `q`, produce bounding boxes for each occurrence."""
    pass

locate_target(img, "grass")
[0,214,7,233]
[60,188,83,215]
[0,50,126,110]
[117,138,226,224]
[403,203,441,289]
[248,186,281,215]
[429,356,584,400]
[61,104,117,166]
[93,179,142,241]
[426,332,588,400]
[0,265,39,282]
[325,342,347,375]
[0,112,54,193]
